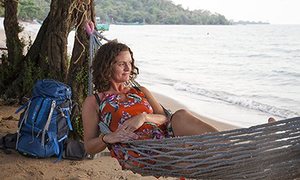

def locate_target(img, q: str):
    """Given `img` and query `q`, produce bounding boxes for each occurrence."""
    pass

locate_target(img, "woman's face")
[111,50,132,83]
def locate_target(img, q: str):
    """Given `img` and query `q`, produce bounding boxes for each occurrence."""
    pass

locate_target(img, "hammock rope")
[86,21,110,95]
[86,25,300,179]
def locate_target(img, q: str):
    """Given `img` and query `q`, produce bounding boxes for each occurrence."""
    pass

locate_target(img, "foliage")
[94,0,231,25]
[0,1,4,16]
[18,0,40,21]
[0,0,230,25]
[0,0,49,21]
[72,111,84,139]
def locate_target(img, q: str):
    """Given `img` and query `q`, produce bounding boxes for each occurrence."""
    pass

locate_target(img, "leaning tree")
[1,0,96,105]
[0,0,24,99]
[1,0,97,137]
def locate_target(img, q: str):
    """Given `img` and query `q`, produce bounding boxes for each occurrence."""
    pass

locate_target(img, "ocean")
[102,24,300,127]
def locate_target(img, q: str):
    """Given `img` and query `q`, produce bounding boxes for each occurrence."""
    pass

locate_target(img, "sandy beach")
[0,95,237,180]
[0,19,237,179]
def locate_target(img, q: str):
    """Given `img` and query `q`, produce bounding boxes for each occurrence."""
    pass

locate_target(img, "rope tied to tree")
[85,21,109,95]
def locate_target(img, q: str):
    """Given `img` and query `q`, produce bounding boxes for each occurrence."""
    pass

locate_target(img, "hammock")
[105,117,300,179]
[85,23,300,179]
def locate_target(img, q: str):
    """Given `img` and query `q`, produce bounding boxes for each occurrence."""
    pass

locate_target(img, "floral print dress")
[97,87,173,168]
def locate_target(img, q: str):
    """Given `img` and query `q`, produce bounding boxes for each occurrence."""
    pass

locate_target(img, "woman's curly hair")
[92,41,139,92]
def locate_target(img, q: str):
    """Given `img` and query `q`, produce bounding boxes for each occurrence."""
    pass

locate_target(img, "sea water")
[104,24,300,127]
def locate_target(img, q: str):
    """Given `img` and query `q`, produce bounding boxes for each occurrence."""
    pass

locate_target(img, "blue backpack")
[15,79,73,158]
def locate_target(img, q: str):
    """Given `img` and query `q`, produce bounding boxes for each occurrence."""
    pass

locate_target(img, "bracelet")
[99,133,109,145]
[101,134,112,149]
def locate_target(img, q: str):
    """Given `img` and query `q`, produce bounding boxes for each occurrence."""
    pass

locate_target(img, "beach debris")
[2,116,18,121]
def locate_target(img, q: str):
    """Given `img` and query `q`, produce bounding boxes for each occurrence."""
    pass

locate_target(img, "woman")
[82,41,218,167]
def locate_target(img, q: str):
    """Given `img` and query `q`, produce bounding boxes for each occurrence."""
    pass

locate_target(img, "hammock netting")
[87,26,300,179]
[116,117,300,179]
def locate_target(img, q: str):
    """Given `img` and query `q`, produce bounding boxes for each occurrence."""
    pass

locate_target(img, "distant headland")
[231,20,270,25]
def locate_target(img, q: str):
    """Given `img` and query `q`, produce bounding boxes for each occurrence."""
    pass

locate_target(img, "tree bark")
[3,0,23,67]
[0,0,24,98]
[24,0,77,82]
[65,0,95,139]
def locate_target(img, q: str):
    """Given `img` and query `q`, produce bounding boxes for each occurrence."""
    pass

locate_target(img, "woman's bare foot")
[268,117,276,123]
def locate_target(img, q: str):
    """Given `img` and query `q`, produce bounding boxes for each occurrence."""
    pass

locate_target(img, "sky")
[171,0,300,24]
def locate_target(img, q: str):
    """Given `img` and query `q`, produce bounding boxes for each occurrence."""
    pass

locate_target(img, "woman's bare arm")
[83,95,139,151]
[140,86,165,115]
[82,95,107,155]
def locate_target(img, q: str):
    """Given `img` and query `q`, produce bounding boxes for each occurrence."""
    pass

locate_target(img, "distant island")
[95,0,231,25]
[0,0,268,26]
[231,20,270,25]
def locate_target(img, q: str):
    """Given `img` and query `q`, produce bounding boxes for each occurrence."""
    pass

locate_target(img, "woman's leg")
[171,109,218,136]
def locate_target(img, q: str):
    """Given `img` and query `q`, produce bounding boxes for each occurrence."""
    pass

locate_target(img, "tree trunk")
[0,0,24,98]
[25,0,77,82]
[67,0,95,105]
[66,0,95,139]
[3,0,23,66]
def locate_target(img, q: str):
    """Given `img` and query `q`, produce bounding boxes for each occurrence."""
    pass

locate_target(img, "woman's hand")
[120,113,147,132]
[120,113,169,132]
[103,125,139,144]
[102,113,146,144]
[102,113,168,144]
